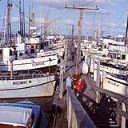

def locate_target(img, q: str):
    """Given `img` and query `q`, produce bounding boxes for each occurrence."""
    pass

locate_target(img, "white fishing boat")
[82,16,128,95]
[0,47,58,72]
[91,46,128,95]
[0,0,58,111]
[87,46,127,95]
[0,71,56,99]
[102,73,128,95]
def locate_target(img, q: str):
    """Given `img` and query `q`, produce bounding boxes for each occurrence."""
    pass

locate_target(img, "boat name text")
[13,80,31,85]
[32,61,44,66]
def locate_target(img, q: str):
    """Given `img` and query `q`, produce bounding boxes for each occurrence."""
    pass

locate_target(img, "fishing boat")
[0,100,47,128]
[87,43,128,95]
[82,15,128,95]
[0,70,56,99]
[0,0,59,112]
[102,73,128,95]
[0,46,58,72]
[0,45,58,112]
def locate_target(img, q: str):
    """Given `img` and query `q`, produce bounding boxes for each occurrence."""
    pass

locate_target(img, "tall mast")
[65,4,99,71]
[44,11,49,37]
[23,0,25,36]
[29,0,35,35]
[19,0,25,41]
[125,15,128,51]
[4,0,12,45]
[71,25,74,42]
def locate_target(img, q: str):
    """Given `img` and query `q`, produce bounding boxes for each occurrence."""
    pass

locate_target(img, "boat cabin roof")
[0,105,33,128]
[109,50,128,55]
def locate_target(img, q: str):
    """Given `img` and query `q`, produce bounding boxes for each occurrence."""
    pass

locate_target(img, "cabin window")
[122,55,125,60]
[113,53,116,59]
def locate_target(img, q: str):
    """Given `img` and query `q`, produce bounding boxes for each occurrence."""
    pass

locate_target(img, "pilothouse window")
[122,55,125,60]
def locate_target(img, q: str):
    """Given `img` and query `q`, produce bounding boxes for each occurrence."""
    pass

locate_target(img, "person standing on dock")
[63,75,72,96]
[66,75,72,89]
[72,71,80,95]
[75,78,84,102]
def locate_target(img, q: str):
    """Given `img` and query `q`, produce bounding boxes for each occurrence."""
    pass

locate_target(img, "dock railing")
[66,86,96,128]
[94,86,128,128]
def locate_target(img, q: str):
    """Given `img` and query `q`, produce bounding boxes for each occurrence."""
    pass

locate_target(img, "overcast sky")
[0,0,128,36]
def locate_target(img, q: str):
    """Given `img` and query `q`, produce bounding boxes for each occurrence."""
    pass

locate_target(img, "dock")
[48,71,128,128]
[47,39,128,128]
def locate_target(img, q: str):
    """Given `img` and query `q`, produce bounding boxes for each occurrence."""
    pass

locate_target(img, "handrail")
[94,86,128,128]
[67,87,96,128]
[0,72,47,80]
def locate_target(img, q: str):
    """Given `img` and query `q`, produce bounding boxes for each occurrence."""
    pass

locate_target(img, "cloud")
[36,17,45,23]
[65,19,75,25]
[106,22,125,29]
[37,0,67,9]
[96,8,112,15]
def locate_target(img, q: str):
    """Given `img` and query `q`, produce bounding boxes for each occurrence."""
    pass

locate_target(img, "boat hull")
[0,76,56,98]
[0,81,56,98]
[0,75,56,112]
[102,74,128,95]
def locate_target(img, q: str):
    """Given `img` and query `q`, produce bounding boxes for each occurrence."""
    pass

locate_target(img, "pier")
[48,71,128,128]
[47,39,128,128]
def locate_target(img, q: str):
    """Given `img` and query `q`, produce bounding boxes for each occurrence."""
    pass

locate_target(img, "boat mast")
[19,0,25,42]
[4,0,12,45]
[29,0,35,36]
[125,15,128,51]
[44,11,49,37]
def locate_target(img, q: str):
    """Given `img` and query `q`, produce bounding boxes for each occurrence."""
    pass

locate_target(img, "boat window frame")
[122,54,126,60]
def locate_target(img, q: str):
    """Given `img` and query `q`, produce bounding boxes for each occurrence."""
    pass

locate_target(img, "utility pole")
[65,4,99,72]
